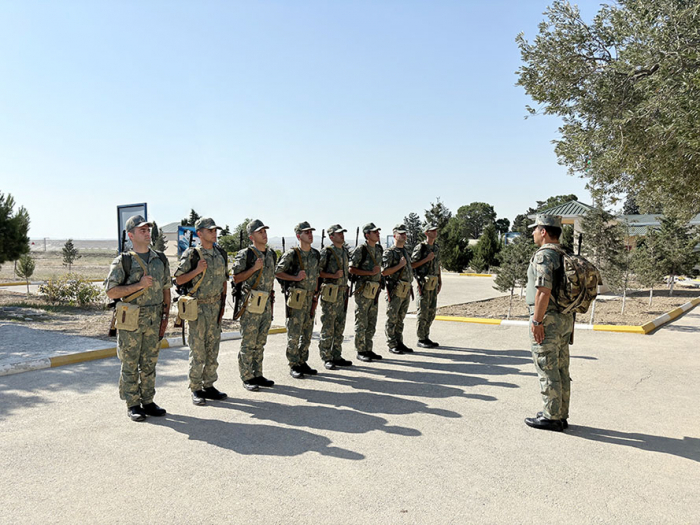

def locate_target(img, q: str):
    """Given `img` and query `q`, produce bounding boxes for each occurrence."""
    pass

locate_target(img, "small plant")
[15,254,36,296]
[62,239,81,272]
[39,274,102,307]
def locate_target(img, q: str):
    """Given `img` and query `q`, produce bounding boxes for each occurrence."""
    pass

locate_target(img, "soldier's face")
[426,230,437,241]
[330,232,344,245]
[199,228,217,243]
[532,226,544,246]
[129,225,151,245]
[299,230,313,244]
[394,232,406,244]
[367,230,380,242]
[250,228,268,244]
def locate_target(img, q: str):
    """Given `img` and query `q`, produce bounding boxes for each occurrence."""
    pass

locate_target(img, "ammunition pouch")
[320,283,339,303]
[424,275,439,291]
[286,288,307,310]
[394,281,411,299]
[362,281,380,300]
[247,290,269,314]
[115,302,140,332]
[178,296,198,321]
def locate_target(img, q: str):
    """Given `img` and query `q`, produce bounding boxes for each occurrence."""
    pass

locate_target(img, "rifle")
[355,227,359,248]
[218,290,226,325]
[108,230,128,337]
[173,230,194,345]
[270,290,275,321]
[321,229,325,248]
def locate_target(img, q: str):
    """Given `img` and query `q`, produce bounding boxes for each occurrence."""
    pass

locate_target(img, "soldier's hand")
[398,257,407,268]
[372,265,381,275]
[253,257,263,271]
[297,270,307,281]
[140,275,154,289]
[425,252,435,262]
[197,259,208,274]
[531,323,545,344]
[334,270,343,279]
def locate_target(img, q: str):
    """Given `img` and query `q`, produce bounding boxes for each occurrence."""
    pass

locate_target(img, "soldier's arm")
[105,278,152,300]
[233,257,263,283]
[175,260,207,285]
[162,288,171,309]
[382,255,407,277]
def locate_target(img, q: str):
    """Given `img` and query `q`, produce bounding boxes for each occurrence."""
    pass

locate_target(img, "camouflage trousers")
[285,294,315,367]
[529,310,574,420]
[385,289,410,348]
[187,303,222,391]
[117,305,162,407]
[238,301,272,381]
[319,290,348,362]
[416,286,438,340]
[354,290,378,353]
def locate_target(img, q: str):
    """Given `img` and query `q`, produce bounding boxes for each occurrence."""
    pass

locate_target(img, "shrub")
[39,274,103,307]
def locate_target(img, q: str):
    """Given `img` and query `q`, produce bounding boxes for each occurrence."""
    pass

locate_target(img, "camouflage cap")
[247,219,269,235]
[195,217,222,231]
[125,215,152,232]
[529,214,563,229]
[294,221,315,234]
[424,223,438,232]
[327,224,347,235]
[362,222,380,234]
[393,224,408,233]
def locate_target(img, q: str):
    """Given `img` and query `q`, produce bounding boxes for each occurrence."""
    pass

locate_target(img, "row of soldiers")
[105,215,442,422]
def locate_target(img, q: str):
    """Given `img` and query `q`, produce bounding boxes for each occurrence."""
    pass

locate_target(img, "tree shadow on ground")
[215,397,421,437]
[569,425,700,463]
[151,413,364,460]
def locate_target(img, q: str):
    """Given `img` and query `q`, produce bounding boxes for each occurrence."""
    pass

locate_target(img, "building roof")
[527,200,595,219]
[161,221,181,234]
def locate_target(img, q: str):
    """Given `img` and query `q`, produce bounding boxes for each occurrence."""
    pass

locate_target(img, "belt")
[197,295,222,305]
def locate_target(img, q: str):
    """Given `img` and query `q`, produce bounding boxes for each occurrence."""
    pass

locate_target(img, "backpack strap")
[188,247,206,296]
[121,251,149,303]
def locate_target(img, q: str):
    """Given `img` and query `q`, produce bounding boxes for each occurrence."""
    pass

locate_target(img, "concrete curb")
[0,327,287,377]
[458,273,494,277]
[432,297,700,335]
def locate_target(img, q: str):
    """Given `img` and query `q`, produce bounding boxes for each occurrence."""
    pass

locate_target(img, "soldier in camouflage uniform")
[174,217,229,406]
[411,224,442,348]
[524,215,574,433]
[275,221,321,378]
[382,224,414,355]
[318,224,353,370]
[232,219,277,391]
[349,223,384,362]
[105,215,171,422]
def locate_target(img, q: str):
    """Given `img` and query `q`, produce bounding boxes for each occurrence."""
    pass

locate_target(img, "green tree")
[180,209,201,226]
[471,224,501,273]
[516,0,700,218]
[424,197,452,248]
[494,218,510,236]
[493,235,537,317]
[655,216,700,295]
[220,224,231,236]
[15,254,35,296]
[150,221,168,252]
[62,239,81,272]
[561,225,574,254]
[403,212,425,253]
[631,229,665,305]
[440,217,472,272]
[218,218,252,254]
[0,191,30,268]
[455,202,497,240]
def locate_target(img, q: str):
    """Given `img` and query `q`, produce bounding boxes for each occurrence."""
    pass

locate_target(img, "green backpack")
[538,244,602,315]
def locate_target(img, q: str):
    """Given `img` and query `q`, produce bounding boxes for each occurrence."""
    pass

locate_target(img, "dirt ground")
[0,289,242,341]
[437,287,700,325]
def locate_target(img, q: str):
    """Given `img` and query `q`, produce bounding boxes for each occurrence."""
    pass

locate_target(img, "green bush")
[39,274,103,307]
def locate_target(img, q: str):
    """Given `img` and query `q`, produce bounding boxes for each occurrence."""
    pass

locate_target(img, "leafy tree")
[218,218,252,254]
[561,225,575,254]
[471,224,501,273]
[62,239,80,272]
[15,254,35,295]
[220,224,231,236]
[424,197,452,248]
[455,202,497,240]
[180,209,201,226]
[494,218,510,236]
[0,191,30,268]
[631,229,665,305]
[516,0,700,218]
[493,235,537,317]
[150,222,168,252]
[440,217,472,272]
[512,194,578,234]
[655,216,700,295]
[403,212,425,253]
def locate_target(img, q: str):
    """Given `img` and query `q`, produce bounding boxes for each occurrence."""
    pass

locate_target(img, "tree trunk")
[507,289,513,319]
[26,282,30,296]
[669,274,675,296]
[648,288,653,306]
[620,288,626,314]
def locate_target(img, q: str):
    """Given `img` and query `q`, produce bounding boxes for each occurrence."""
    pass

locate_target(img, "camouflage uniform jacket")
[174,246,229,299]
[320,245,350,287]
[350,243,383,285]
[233,245,277,294]
[411,242,440,282]
[276,247,321,292]
[382,246,413,291]
[526,243,562,313]
[105,249,172,306]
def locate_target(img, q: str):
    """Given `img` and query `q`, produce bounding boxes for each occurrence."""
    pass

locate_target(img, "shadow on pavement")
[151,413,364,460]
[569,425,700,463]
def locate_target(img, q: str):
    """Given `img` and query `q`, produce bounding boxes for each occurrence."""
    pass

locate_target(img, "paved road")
[1,275,698,523]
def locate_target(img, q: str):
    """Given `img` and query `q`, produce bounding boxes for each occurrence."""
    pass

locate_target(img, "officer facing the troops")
[174,217,229,406]
[105,215,171,422]
[232,219,277,391]
[411,224,442,348]
[382,224,414,355]
[524,215,574,432]
[318,224,353,370]
[275,221,321,379]
[349,223,384,362]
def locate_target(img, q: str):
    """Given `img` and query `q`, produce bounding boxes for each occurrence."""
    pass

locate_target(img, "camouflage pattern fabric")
[105,249,171,407]
[411,242,440,340]
[350,243,383,285]
[233,246,277,381]
[285,293,315,366]
[383,246,413,348]
[350,243,383,353]
[174,246,228,391]
[525,243,561,314]
[319,245,350,361]
[529,310,574,420]
[276,247,321,292]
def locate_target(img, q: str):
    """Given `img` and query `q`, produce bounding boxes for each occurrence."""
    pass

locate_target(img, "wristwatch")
[531,319,543,326]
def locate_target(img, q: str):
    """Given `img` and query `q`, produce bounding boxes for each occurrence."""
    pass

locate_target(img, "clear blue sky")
[0,0,603,240]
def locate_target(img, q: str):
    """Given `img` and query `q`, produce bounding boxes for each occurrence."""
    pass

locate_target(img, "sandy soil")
[437,287,700,325]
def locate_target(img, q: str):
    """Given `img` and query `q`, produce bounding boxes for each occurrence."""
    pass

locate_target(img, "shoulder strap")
[214,244,228,266]
[293,247,305,271]
[365,244,378,267]
[188,247,206,296]
[121,251,149,303]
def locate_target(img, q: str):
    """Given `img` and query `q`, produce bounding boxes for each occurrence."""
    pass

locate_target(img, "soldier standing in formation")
[349,223,384,362]
[411,224,442,348]
[174,217,229,406]
[105,215,171,422]
[382,224,414,355]
[232,219,277,391]
[275,222,321,379]
[317,224,353,370]
[524,215,574,432]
